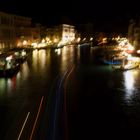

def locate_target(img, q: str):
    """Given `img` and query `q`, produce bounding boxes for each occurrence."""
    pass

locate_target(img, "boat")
[0,54,20,77]
[112,62,139,70]
[14,49,29,63]
[99,55,122,65]
[101,58,122,65]
[112,56,140,71]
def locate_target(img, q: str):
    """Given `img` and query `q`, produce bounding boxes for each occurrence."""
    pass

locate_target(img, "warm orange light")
[23,40,27,46]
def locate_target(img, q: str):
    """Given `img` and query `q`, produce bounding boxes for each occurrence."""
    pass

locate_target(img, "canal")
[0,45,140,139]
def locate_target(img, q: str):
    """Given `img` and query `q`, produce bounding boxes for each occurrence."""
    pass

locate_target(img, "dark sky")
[0,0,140,34]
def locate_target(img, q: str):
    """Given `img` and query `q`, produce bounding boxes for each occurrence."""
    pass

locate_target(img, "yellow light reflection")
[62,46,67,61]
[0,79,6,94]
[16,71,21,84]
[38,50,46,70]
[32,49,39,69]
[20,62,30,80]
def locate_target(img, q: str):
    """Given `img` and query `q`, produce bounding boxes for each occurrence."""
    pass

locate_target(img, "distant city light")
[6,55,13,61]
[42,39,45,43]
[23,40,27,46]
[90,37,93,41]
[77,37,81,42]
[83,38,86,41]
[127,44,134,51]
[137,50,140,54]
[31,43,38,48]
[54,38,58,43]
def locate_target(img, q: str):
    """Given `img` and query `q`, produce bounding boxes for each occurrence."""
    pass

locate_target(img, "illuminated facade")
[46,24,75,44]
[61,24,75,42]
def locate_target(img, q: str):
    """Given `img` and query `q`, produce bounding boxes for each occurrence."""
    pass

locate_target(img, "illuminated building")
[61,24,75,42]
[46,24,75,44]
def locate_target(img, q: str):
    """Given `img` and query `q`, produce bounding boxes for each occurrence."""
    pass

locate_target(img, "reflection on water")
[38,50,47,70]
[1,46,140,139]
[32,49,51,73]
[0,79,7,94]
[8,77,17,93]
[19,62,30,80]
[123,70,139,103]
[60,46,75,72]
[61,46,67,62]
[0,76,17,96]
[32,49,38,70]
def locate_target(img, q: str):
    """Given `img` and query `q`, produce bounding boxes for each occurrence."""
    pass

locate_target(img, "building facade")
[0,11,41,51]
[0,12,15,52]
[61,24,75,42]
[14,15,32,47]
[128,17,140,50]
[46,24,75,44]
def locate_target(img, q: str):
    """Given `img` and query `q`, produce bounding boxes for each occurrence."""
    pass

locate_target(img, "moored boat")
[112,56,140,71]
[0,54,20,77]
[14,49,29,63]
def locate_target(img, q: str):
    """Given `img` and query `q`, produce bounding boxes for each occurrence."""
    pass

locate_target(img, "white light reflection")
[7,78,12,93]
[123,70,138,101]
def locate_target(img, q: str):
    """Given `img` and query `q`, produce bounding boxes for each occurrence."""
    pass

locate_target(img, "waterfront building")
[46,24,75,44]
[14,15,32,47]
[0,11,15,52]
[128,17,140,50]
[0,11,41,51]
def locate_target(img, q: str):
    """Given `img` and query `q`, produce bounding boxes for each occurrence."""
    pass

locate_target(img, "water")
[0,45,140,139]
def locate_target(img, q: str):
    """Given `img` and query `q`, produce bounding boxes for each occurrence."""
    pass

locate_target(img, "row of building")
[2,11,122,52]
[4,11,140,52]
[0,11,80,52]
[0,11,41,51]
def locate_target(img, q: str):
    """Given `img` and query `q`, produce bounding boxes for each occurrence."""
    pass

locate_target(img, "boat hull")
[0,63,20,77]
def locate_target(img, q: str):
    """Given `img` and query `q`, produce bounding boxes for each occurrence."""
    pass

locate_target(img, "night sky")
[0,0,140,34]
